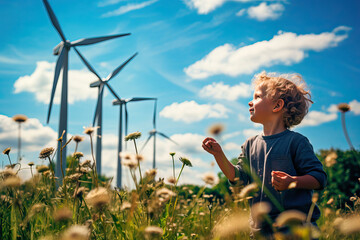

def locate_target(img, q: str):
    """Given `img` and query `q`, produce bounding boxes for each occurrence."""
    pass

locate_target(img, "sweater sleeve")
[292,136,327,190]
[229,144,251,187]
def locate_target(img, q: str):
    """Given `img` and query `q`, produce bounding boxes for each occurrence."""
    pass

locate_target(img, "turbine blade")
[71,33,130,46]
[104,82,121,101]
[47,47,66,123]
[42,0,66,41]
[153,100,157,129]
[74,47,101,80]
[157,131,177,144]
[140,134,153,153]
[106,52,138,81]
[93,84,104,126]
[127,97,157,102]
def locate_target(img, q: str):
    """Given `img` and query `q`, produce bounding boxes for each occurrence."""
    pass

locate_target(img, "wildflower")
[275,210,306,227]
[120,201,132,211]
[85,187,111,209]
[54,207,72,222]
[251,202,271,223]
[327,198,334,205]
[208,123,225,136]
[1,168,16,178]
[121,158,138,169]
[37,165,49,173]
[29,203,46,217]
[39,147,55,159]
[83,126,96,135]
[125,131,141,141]
[73,152,84,159]
[2,147,11,155]
[145,169,157,178]
[179,157,192,167]
[325,151,337,167]
[239,183,259,198]
[167,177,176,185]
[213,212,249,238]
[136,154,145,162]
[61,225,90,240]
[338,215,360,234]
[69,173,83,181]
[201,172,218,185]
[350,196,358,201]
[144,226,163,239]
[12,114,28,123]
[80,160,92,168]
[156,188,176,201]
[28,162,35,167]
[73,135,84,143]
[338,103,351,113]
[3,176,21,188]
[169,152,176,156]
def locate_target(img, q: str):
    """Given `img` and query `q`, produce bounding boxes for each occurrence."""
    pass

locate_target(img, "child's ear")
[273,99,284,113]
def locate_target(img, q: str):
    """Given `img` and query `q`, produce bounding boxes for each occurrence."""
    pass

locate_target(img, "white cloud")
[159,100,231,123]
[185,26,351,79]
[102,0,158,17]
[223,142,242,151]
[14,61,98,105]
[349,100,360,115]
[299,110,337,127]
[247,2,284,21]
[0,115,57,155]
[243,128,262,139]
[199,82,252,101]
[183,0,226,14]
[98,0,124,7]
[236,9,246,16]
[327,104,339,113]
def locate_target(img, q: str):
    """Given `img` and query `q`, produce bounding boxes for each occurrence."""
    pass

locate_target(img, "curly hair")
[253,71,313,129]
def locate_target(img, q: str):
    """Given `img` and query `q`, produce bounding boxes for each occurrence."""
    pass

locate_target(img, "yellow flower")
[179,157,192,167]
[125,131,142,141]
[2,147,11,155]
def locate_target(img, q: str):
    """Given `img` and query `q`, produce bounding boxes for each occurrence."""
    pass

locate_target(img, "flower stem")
[175,164,185,187]
[171,155,175,179]
[341,112,355,150]
[133,139,143,184]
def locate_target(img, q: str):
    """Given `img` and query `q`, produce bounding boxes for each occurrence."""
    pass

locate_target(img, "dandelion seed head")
[83,126,98,135]
[61,225,90,240]
[85,187,111,209]
[145,169,157,178]
[276,210,306,227]
[125,131,141,141]
[73,135,84,143]
[2,147,11,155]
[136,154,145,162]
[166,177,177,185]
[338,103,351,113]
[12,114,28,123]
[201,172,218,185]
[39,147,55,159]
[213,212,249,238]
[156,188,176,201]
[54,207,72,222]
[120,201,132,211]
[3,176,21,188]
[144,226,163,239]
[1,168,16,178]
[179,157,192,167]
[208,123,225,136]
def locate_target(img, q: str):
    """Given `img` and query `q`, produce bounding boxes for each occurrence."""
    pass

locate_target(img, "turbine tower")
[42,0,130,181]
[112,97,157,188]
[141,100,177,169]
[75,50,138,175]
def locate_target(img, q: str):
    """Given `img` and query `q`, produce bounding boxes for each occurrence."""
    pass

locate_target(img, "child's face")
[248,85,276,124]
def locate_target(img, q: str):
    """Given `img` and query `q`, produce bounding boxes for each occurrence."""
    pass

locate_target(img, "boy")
[202,72,327,237]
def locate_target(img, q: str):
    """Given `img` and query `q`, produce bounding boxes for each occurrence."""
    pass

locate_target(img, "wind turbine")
[75,50,138,175]
[112,97,157,188]
[141,99,177,169]
[42,0,130,181]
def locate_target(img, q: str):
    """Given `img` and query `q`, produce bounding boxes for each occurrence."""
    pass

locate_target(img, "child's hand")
[271,171,296,191]
[202,137,223,156]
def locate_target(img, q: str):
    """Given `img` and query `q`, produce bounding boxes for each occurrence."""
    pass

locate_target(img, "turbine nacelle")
[112,99,126,105]
[90,80,102,88]
[53,40,71,55]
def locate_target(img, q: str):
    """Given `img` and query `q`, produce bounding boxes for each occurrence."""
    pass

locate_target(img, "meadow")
[1,123,360,240]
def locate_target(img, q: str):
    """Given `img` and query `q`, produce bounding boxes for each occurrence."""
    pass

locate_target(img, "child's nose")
[248,101,253,107]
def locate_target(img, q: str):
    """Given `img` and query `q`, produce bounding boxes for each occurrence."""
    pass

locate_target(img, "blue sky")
[1,0,359,186]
